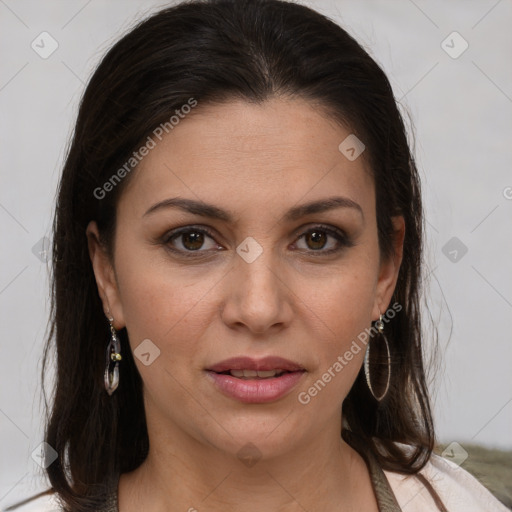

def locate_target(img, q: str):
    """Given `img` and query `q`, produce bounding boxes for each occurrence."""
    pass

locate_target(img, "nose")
[220,244,293,335]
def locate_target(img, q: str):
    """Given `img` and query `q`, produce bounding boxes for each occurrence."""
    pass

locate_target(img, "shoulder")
[382,452,510,512]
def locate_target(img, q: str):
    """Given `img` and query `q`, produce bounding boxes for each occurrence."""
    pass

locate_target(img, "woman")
[5,0,508,511]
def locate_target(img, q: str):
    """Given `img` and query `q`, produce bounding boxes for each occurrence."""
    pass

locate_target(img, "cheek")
[116,264,214,351]
[112,230,216,360]
[115,260,217,422]
[303,252,379,340]
[306,277,375,367]
[294,289,373,411]
[294,247,379,399]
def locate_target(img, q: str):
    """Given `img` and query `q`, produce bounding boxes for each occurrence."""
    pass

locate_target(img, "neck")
[118,417,374,512]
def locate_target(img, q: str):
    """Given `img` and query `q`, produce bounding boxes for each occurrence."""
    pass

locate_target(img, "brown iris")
[182,231,205,250]
[305,230,327,250]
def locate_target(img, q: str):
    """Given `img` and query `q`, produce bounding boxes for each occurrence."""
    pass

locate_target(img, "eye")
[163,226,220,255]
[293,224,353,255]
[161,223,353,258]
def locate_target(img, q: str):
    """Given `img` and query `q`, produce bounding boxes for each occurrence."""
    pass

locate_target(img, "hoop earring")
[363,312,391,402]
[104,317,122,396]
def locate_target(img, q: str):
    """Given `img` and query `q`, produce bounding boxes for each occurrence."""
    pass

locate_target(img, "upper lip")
[206,356,305,373]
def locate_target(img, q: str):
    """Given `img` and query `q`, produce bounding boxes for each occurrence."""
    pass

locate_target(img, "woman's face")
[88,97,403,461]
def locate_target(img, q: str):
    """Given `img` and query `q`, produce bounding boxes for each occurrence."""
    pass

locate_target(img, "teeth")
[229,369,284,379]
[255,370,281,378]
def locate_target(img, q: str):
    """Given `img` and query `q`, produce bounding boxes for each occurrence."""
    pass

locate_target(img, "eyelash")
[161,224,354,258]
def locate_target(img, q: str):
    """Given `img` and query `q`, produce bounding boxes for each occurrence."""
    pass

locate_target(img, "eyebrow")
[143,196,364,222]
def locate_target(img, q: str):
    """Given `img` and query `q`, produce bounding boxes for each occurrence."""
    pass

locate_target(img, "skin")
[87,96,405,512]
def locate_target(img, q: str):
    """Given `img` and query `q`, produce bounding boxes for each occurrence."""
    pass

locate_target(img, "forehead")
[118,97,375,220]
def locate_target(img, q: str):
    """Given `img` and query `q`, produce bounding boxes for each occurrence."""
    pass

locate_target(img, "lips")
[205,356,306,403]
[206,356,305,373]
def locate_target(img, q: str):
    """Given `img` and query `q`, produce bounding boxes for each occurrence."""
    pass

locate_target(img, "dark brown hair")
[20,0,437,509]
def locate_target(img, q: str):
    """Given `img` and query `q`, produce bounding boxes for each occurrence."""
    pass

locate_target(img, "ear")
[86,221,126,329]
[373,215,405,320]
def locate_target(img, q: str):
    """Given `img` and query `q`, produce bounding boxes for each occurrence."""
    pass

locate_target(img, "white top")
[3,453,509,511]
[383,452,509,511]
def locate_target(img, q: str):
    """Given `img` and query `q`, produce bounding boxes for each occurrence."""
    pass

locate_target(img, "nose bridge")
[225,235,289,331]
[235,235,281,299]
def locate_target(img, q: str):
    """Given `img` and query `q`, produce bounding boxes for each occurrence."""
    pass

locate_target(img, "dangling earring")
[363,311,391,402]
[104,316,122,395]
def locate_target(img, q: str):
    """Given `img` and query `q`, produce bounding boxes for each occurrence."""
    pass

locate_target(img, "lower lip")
[205,371,305,403]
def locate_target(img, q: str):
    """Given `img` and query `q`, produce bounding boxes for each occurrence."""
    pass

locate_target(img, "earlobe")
[373,215,405,319]
[86,221,125,329]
